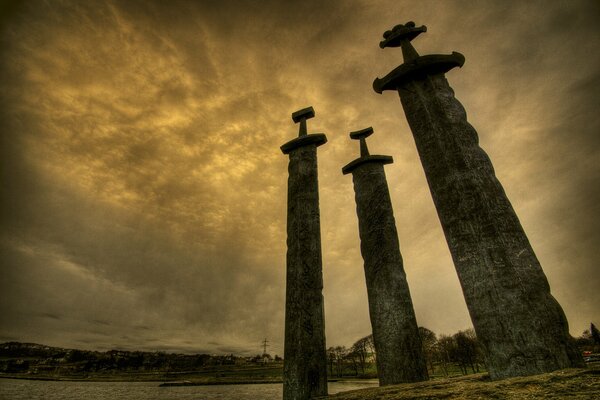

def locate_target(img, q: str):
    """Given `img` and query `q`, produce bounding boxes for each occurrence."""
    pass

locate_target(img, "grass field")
[324,364,600,399]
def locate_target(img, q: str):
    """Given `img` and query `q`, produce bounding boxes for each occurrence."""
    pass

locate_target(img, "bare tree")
[329,346,348,377]
[435,335,455,377]
[419,327,437,375]
[350,335,372,374]
[591,323,600,345]
[326,347,336,377]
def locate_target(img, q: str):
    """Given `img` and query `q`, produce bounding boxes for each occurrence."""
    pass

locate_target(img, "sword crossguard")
[342,127,393,175]
[281,106,327,154]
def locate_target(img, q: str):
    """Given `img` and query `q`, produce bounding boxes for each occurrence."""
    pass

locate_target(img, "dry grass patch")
[325,366,600,399]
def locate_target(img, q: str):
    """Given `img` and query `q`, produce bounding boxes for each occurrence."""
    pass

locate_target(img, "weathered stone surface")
[343,131,429,384]
[373,23,584,379]
[281,108,328,400]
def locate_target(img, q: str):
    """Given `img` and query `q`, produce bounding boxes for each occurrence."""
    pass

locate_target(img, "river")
[0,378,379,399]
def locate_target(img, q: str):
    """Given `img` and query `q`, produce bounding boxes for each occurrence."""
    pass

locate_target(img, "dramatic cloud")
[1,0,598,355]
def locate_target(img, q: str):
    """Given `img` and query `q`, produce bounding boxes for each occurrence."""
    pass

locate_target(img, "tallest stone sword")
[373,22,583,379]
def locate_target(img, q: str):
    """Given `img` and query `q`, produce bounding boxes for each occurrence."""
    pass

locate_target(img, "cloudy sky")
[0,0,598,356]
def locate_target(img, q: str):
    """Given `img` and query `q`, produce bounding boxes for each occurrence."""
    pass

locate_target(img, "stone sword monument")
[281,106,328,400]
[372,22,583,379]
[342,127,428,385]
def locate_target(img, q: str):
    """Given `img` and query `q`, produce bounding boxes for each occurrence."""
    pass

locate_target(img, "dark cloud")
[0,0,598,355]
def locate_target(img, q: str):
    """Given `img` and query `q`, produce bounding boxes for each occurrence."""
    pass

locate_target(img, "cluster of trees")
[327,322,599,379]
[419,327,482,376]
[327,334,376,377]
[575,323,600,355]
[327,327,483,378]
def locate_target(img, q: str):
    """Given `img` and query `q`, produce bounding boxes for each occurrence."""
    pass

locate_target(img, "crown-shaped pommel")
[373,21,465,92]
[380,22,426,49]
[292,106,315,137]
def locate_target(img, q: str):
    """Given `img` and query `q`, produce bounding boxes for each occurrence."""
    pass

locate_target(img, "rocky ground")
[324,366,600,399]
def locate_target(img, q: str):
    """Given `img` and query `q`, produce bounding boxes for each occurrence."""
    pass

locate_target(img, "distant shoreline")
[0,374,164,382]
[0,374,282,384]
[158,378,352,387]
[158,380,283,386]
[0,374,352,386]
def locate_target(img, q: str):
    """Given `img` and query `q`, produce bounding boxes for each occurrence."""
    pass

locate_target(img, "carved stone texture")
[343,136,429,384]
[281,108,328,400]
[396,73,584,379]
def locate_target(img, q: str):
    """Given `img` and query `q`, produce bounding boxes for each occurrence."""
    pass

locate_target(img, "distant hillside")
[0,341,281,381]
[1,342,70,359]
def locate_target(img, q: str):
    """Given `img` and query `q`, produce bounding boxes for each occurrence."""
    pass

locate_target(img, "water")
[0,379,379,399]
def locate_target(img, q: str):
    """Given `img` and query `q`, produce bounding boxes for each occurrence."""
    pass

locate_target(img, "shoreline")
[0,374,283,385]
[158,380,283,387]
[0,374,168,383]
[0,373,355,385]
